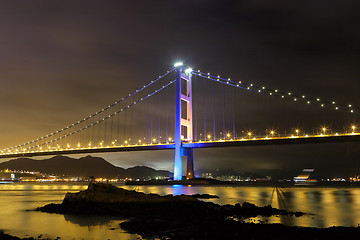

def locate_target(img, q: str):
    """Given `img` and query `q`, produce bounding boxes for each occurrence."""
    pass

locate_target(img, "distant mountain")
[0,155,171,179]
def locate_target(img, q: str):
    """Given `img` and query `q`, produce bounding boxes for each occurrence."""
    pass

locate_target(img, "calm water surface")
[1,182,360,239]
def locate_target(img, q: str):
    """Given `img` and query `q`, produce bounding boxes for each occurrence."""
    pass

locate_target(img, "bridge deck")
[1,134,360,159]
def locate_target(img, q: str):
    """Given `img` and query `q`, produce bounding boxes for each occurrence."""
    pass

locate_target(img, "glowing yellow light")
[207,135,211,139]
[247,132,252,137]
[153,138,156,142]
[351,125,356,133]
[168,137,172,141]
[321,127,327,135]
[226,133,231,138]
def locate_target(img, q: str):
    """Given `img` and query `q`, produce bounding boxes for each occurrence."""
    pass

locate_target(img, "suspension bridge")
[1,62,360,180]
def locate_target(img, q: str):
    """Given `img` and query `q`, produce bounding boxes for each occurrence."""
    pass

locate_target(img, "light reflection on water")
[0,183,141,240]
[1,183,360,239]
[122,184,360,228]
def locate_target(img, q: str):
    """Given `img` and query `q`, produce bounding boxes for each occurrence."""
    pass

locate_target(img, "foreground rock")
[188,193,219,199]
[0,231,52,240]
[36,183,360,239]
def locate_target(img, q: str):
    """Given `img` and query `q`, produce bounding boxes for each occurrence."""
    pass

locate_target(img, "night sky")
[1,0,360,179]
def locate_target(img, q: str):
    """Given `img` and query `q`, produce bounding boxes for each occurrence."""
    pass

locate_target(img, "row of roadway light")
[1,125,359,156]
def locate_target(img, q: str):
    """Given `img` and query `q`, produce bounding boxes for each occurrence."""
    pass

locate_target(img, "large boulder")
[63,182,197,204]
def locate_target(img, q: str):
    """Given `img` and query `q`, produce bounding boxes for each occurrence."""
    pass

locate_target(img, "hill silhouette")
[0,155,171,179]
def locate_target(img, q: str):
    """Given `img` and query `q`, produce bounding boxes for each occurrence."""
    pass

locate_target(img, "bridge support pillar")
[173,63,193,181]
[174,64,183,181]
[182,147,194,179]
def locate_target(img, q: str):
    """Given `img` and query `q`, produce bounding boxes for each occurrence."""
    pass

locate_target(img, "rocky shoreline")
[0,231,52,240]
[34,183,360,239]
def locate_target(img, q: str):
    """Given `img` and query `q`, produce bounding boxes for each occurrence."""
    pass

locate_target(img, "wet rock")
[0,230,45,240]
[186,193,219,199]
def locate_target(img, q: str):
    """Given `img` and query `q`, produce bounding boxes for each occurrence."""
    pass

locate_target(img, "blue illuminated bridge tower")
[174,63,194,181]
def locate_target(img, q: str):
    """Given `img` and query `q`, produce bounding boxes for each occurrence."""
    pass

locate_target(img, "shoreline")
[0,230,50,240]
[34,183,360,239]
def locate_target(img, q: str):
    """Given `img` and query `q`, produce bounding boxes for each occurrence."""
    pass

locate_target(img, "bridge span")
[2,62,360,180]
[2,133,359,159]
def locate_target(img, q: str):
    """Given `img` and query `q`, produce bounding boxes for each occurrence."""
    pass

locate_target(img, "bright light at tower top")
[185,68,193,75]
[174,62,183,67]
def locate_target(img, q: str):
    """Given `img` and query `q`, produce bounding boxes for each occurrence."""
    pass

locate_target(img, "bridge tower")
[174,63,194,181]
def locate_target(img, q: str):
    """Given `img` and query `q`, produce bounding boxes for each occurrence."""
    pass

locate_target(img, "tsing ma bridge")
[1,62,360,180]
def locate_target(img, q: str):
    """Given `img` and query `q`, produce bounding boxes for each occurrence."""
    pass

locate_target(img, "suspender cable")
[130,105,133,144]
[233,86,236,140]
[104,110,107,146]
[222,84,225,140]
[144,101,147,143]
[203,78,206,141]
[158,93,161,143]
[166,86,168,142]
[124,109,127,143]
[98,114,101,145]
[117,103,120,145]
[213,81,216,141]
[150,114,153,144]
[138,100,141,144]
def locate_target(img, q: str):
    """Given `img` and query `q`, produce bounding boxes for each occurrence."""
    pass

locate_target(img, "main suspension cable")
[4,69,175,151]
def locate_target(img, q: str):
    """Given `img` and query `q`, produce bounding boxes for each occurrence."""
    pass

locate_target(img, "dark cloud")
[1,0,360,178]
